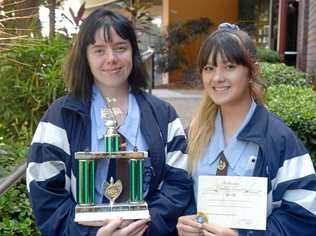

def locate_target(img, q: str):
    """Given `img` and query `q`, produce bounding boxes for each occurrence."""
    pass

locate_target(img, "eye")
[225,64,236,70]
[94,48,104,55]
[202,65,214,72]
[114,46,128,53]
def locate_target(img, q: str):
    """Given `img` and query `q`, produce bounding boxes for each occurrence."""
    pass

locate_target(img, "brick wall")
[297,0,309,71]
[306,1,316,73]
[297,0,316,74]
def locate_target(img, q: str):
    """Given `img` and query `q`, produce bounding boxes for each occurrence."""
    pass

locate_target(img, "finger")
[202,229,215,236]
[119,220,133,229]
[138,225,148,236]
[96,218,123,236]
[177,222,202,233]
[202,224,238,236]
[178,215,197,222]
[178,216,202,229]
[131,223,148,236]
[120,219,149,235]
[202,223,220,234]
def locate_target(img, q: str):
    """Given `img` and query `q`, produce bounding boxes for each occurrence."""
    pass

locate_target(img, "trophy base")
[74,202,150,222]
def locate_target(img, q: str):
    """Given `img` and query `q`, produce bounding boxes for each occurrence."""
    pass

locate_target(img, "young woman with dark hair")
[177,23,316,236]
[26,8,195,236]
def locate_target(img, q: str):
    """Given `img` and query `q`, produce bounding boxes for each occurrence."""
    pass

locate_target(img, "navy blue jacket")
[26,89,195,236]
[237,104,316,236]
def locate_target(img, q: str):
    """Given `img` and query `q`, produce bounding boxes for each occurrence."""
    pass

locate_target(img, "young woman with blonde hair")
[177,23,316,236]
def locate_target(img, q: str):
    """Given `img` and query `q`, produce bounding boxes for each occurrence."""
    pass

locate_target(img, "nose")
[212,68,224,82]
[106,49,117,64]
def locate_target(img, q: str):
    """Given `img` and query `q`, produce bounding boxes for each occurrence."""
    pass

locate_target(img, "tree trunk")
[48,0,56,39]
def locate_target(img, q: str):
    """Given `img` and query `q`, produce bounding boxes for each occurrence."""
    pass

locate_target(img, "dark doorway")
[285,1,298,66]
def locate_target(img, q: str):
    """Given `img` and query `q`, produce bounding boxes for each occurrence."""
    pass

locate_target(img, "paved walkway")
[152,89,203,128]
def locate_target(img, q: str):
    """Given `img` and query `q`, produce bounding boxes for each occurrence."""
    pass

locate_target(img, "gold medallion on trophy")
[103,177,123,206]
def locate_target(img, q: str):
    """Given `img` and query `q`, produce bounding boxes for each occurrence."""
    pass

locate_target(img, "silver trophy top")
[101,97,124,129]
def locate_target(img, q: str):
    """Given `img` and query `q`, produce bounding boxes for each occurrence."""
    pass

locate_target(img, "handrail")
[0,161,27,197]
[141,48,155,94]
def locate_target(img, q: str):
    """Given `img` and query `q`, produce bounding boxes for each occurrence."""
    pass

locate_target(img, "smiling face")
[86,27,133,91]
[202,53,252,108]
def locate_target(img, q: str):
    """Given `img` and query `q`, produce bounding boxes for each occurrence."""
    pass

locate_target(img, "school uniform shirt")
[192,102,316,236]
[90,85,149,203]
[193,100,258,199]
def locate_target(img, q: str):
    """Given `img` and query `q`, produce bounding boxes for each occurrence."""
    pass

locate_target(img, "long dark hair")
[64,8,147,100]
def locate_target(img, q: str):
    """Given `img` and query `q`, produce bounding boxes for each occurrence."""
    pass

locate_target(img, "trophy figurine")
[74,97,150,223]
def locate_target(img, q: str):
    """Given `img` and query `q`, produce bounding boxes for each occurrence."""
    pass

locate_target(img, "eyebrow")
[91,41,129,47]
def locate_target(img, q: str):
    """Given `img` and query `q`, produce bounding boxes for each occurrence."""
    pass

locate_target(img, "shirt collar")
[91,84,140,147]
[206,100,257,167]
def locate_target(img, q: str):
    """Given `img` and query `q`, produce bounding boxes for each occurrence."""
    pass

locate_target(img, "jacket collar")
[134,90,165,190]
[237,104,269,148]
[62,94,91,117]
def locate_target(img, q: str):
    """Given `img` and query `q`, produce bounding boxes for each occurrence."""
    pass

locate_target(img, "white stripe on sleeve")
[32,122,70,155]
[271,154,315,189]
[166,151,188,170]
[283,189,316,215]
[71,170,77,201]
[167,118,185,143]
[26,161,66,192]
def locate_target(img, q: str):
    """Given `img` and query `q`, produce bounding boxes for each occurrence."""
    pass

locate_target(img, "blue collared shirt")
[90,85,148,203]
[192,100,259,199]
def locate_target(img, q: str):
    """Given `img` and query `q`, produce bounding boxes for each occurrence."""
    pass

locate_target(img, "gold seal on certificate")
[195,211,208,224]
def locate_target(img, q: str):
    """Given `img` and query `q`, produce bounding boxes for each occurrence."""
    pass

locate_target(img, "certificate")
[197,176,267,230]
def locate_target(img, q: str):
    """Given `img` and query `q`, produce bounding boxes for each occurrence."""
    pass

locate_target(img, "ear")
[254,62,260,77]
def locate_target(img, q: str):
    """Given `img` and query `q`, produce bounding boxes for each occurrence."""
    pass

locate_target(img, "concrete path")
[152,89,203,128]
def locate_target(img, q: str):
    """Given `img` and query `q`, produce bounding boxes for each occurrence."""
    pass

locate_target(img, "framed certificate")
[197,176,267,230]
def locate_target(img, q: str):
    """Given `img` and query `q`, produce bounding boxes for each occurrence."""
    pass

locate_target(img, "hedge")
[266,85,316,164]
[260,62,312,88]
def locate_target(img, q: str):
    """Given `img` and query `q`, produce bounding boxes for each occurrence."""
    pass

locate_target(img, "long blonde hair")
[188,29,266,173]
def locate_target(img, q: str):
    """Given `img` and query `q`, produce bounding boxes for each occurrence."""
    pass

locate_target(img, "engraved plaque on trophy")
[74,97,150,223]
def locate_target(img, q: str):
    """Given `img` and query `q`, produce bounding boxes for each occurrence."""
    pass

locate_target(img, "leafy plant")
[155,17,213,74]
[260,62,312,88]
[0,35,70,143]
[0,140,27,179]
[256,47,281,63]
[266,85,316,165]
[120,0,154,34]
[0,180,39,236]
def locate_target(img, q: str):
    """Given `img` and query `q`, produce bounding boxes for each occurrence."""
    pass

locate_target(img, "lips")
[102,67,122,73]
[213,86,230,91]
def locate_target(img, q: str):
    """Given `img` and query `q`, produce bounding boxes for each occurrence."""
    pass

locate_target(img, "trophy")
[74,97,150,223]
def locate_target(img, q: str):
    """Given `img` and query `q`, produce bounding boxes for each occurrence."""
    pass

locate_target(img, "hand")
[202,223,238,236]
[177,215,203,236]
[96,218,150,236]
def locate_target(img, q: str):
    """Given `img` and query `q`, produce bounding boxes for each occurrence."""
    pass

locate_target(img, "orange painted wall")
[163,0,239,82]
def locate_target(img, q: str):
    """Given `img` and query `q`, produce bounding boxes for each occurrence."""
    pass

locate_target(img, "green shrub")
[256,47,281,63]
[0,140,27,179]
[266,85,316,165]
[0,36,70,234]
[260,62,312,88]
[0,35,70,143]
[0,180,39,236]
